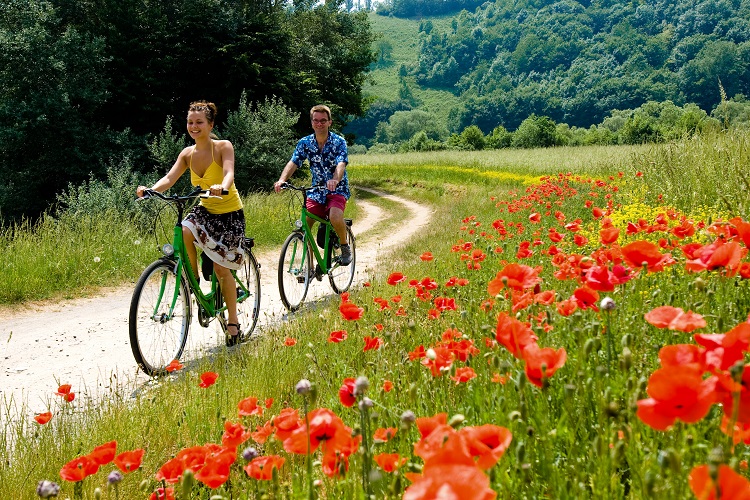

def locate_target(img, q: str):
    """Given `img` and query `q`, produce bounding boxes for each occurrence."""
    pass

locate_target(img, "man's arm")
[274,160,299,193]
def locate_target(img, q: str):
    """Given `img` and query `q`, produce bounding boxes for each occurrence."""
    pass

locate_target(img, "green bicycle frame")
[151,218,250,322]
[295,207,338,275]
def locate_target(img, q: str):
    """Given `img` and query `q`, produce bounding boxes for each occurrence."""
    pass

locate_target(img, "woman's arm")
[137,147,190,197]
[215,140,236,195]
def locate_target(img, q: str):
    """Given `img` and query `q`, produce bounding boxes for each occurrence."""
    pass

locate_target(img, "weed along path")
[0,187,432,421]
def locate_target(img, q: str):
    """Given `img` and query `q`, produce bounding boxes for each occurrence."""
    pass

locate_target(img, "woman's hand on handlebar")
[136,185,150,198]
[274,180,287,193]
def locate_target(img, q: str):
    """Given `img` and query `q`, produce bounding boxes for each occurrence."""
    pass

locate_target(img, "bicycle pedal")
[296,275,307,283]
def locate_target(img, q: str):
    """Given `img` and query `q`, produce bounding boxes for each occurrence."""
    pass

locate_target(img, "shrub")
[511,114,560,148]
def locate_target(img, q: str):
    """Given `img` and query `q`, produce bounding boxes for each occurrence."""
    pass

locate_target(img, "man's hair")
[309,104,331,121]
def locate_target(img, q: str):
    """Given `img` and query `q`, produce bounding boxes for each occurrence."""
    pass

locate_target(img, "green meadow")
[2,130,750,498]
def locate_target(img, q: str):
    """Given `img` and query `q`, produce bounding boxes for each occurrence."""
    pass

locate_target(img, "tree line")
[348,0,750,145]
[0,0,375,221]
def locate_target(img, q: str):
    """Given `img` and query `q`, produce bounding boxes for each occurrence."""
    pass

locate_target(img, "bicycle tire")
[330,225,356,294]
[129,259,191,376]
[278,232,311,311]
[235,251,261,340]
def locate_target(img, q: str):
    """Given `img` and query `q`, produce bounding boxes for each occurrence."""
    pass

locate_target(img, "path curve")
[0,188,432,420]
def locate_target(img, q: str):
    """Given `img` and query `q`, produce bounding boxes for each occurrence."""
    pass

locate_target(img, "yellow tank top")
[189,141,243,214]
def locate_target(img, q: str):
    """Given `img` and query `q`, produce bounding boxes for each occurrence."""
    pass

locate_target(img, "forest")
[349,0,750,144]
[0,0,375,220]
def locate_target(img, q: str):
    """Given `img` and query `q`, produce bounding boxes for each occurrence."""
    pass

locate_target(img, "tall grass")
[3,132,750,498]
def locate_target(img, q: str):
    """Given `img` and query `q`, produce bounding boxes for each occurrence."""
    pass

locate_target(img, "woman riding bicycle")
[137,101,245,346]
[273,104,352,265]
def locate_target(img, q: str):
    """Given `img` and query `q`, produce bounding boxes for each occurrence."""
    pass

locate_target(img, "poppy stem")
[302,396,314,500]
[605,312,613,375]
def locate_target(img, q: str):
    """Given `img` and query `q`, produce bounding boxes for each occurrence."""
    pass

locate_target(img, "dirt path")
[0,188,432,421]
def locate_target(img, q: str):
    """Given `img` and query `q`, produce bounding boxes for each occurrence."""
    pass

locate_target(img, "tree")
[511,114,560,148]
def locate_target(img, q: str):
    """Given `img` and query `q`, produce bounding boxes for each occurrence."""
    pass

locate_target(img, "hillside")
[347,0,750,145]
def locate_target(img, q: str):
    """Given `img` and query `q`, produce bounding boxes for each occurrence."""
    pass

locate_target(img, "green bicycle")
[278,183,356,311]
[130,187,261,375]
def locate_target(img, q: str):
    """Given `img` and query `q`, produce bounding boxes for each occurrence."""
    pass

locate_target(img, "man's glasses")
[312,119,330,124]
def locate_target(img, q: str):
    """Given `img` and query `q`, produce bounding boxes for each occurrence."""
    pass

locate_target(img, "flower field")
[3,133,750,498]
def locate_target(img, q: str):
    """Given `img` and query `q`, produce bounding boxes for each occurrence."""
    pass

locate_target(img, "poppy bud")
[515,441,526,463]
[448,414,465,428]
[583,338,596,358]
[107,471,123,485]
[401,410,416,426]
[182,470,195,498]
[426,348,437,360]
[645,471,656,495]
[408,383,418,402]
[612,440,626,465]
[36,481,60,498]
[516,374,526,391]
[94,488,102,500]
[408,320,416,330]
[295,379,312,395]
[600,297,616,311]
[564,384,576,398]
[693,277,706,291]
[621,334,632,348]
[620,347,632,371]
[508,410,522,422]
[354,376,370,396]
[358,397,374,411]
[139,480,150,492]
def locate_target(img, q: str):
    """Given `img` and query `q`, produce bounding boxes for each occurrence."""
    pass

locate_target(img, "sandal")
[225,323,241,347]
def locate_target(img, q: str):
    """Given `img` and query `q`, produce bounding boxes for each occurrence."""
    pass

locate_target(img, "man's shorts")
[306,194,347,219]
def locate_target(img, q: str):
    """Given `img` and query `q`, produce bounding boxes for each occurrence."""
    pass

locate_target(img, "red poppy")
[451,367,477,384]
[487,263,541,295]
[658,344,705,370]
[689,464,750,500]
[645,306,706,332]
[529,212,541,223]
[686,240,746,273]
[373,427,397,443]
[599,226,620,245]
[194,453,232,489]
[244,455,285,480]
[621,240,674,272]
[522,343,567,388]
[408,345,427,361]
[60,455,99,482]
[556,298,578,316]
[421,346,454,377]
[387,272,407,285]
[284,337,297,346]
[155,457,186,484]
[363,336,383,351]
[165,359,184,372]
[459,424,513,469]
[383,380,394,392]
[416,413,448,439]
[251,420,275,444]
[495,312,537,359]
[636,365,718,430]
[374,453,407,473]
[340,301,364,321]
[55,384,75,403]
[420,252,434,261]
[265,398,273,408]
[491,372,509,384]
[199,372,219,388]
[222,420,252,448]
[114,449,145,473]
[573,286,599,311]
[328,329,348,343]
[175,445,209,473]
[149,488,175,500]
[583,266,616,292]
[34,412,52,425]
[427,308,440,319]
[89,441,117,466]
[283,408,351,456]
[238,396,263,417]
[338,378,357,407]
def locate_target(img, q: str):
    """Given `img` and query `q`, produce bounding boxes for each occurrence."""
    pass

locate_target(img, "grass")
[3,132,750,498]
[366,12,460,128]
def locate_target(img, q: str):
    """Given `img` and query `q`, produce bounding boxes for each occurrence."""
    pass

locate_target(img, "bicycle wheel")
[129,259,191,376]
[330,225,356,294]
[278,232,311,311]
[235,251,261,340]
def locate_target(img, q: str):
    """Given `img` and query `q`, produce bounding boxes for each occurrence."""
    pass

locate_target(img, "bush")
[399,131,445,152]
[511,114,560,148]
[223,93,298,193]
[485,125,512,149]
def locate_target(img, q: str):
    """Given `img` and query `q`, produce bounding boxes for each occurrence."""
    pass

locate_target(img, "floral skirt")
[183,206,245,270]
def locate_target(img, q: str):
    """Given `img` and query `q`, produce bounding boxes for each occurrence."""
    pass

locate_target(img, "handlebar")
[279,182,327,193]
[138,187,228,202]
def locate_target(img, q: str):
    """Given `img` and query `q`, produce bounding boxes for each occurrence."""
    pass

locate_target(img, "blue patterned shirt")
[290,131,350,204]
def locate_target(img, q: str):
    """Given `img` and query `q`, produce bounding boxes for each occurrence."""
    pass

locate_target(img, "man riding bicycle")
[273,104,352,266]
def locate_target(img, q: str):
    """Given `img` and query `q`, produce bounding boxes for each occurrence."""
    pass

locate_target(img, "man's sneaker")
[339,244,352,266]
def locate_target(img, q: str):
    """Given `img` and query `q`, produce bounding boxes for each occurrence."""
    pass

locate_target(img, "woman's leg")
[214,264,239,336]
[182,226,199,278]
